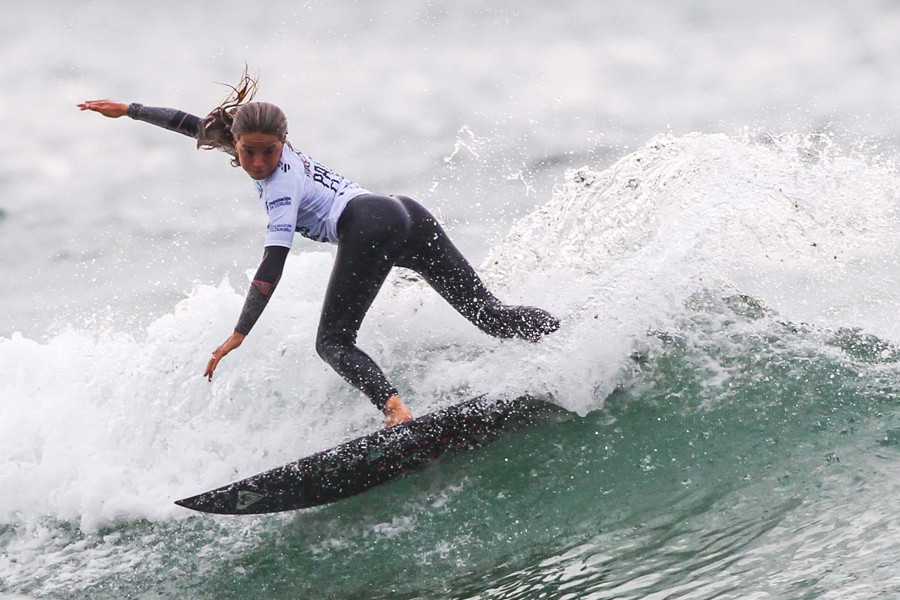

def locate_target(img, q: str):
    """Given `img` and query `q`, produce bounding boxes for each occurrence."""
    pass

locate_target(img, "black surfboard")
[175,395,562,515]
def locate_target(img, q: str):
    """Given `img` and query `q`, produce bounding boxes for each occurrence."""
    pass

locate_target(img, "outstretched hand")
[204,332,246,381]
[77,99,129,118]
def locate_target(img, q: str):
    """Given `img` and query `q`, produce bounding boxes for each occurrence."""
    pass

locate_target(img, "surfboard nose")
[174,488,240,514]
[173,395,569,515]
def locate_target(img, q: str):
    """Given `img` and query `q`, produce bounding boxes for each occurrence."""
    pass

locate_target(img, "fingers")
[77,100,126,118]
[204,347,226,381]
[204,355,219,381]
[77,99,109,110]
[204,346,229,381]
[203,333,245,382]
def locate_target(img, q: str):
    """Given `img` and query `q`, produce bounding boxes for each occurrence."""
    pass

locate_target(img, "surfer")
[78,72,559,427]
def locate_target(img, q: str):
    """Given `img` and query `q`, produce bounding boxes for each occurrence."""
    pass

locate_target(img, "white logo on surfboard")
[236,490,267,510]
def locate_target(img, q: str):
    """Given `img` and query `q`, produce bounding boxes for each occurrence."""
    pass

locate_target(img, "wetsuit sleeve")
[126,103,201,139]
[234,245,290,335]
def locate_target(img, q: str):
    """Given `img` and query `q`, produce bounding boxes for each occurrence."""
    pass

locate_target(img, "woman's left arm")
[204,245,290,381]
[125,103,201,138]
[79,99,201,139]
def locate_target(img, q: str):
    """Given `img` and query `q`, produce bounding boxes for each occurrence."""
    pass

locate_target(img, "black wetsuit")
[127,104,560,410]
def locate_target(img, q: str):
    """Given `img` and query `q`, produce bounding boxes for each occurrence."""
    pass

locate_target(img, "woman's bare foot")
[383,395,413,427]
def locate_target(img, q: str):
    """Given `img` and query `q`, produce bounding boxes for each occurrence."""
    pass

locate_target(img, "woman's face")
[234,133,284,180]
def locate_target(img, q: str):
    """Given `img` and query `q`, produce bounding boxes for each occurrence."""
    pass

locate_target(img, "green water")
[4,295,898,599]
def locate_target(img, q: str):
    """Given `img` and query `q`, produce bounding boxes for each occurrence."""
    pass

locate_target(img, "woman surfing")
[78,72,559,427]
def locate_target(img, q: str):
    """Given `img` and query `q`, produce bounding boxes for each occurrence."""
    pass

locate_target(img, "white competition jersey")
[256,144,369,246]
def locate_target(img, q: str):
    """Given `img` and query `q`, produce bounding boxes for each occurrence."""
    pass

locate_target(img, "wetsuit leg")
[316,194,410,410]
[394,195,560,342]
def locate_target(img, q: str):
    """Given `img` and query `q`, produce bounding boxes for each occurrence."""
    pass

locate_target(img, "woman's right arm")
[78,99,201,139]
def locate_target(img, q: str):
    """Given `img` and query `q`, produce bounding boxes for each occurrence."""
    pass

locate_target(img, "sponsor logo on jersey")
[267,196,292,211]
[268,223,294,233]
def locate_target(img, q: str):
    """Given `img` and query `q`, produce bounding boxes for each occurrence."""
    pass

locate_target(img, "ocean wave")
[3,131,900,600]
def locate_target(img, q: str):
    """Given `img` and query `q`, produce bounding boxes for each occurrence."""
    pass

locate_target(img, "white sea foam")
[0,252,357,531]
[464,131,900,413]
